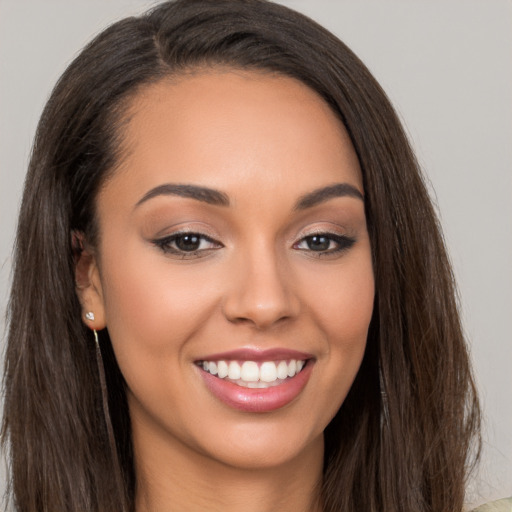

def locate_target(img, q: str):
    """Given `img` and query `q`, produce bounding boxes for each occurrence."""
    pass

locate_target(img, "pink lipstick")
[196,348,314,413]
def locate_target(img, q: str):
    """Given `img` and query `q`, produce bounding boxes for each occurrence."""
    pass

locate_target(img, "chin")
[196,426,324,471]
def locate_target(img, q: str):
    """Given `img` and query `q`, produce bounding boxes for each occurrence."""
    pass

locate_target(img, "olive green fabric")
[472,498,512,512]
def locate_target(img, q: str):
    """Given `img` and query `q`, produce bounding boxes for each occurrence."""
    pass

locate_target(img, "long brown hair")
[1,1,480,511]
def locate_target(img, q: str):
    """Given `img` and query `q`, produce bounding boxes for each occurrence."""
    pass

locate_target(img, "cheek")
[299,248,374,414]
[98,244,221,370]
[330,267,374,373]
[302,251,374,349]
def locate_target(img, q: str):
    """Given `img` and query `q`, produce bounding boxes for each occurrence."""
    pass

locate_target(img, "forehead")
[108,69,362,201]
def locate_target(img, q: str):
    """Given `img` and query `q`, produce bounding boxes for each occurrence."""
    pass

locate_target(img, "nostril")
[225,307,293,328]
[222,289,300,328]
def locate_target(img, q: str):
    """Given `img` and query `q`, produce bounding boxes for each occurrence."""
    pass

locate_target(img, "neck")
[133,421,324,512]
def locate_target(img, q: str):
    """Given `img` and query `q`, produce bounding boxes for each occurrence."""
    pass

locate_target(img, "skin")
[77,69,375,512]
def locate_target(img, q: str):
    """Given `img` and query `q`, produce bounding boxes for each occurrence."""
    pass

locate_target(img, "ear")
[73,232,107,330]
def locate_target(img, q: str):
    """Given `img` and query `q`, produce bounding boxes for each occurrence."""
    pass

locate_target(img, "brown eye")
[174,234,201,252]
[153,232,222,256]
[305,235,331,251]
[294,233,356,256]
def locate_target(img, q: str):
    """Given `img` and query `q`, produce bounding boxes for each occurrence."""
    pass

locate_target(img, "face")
[81,70,374,471]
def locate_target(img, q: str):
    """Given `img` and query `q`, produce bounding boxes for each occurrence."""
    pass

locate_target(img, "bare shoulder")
[472,498,512,512]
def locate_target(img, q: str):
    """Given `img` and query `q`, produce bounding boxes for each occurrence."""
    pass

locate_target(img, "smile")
[195,349,314,412]
[198,359,307,388]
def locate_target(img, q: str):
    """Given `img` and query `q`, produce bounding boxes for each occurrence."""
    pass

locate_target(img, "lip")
[196,347,314,363]
[197,350,314,413]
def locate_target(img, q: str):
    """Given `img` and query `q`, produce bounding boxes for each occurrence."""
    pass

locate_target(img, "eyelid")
[294,232,354,247]
[149,219,219,239]
[292,224,350,242]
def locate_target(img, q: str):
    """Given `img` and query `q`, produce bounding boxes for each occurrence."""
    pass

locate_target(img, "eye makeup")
[293,232,356,257]
[151,227,356,262]
[141,193,364,262]
[152,230,223,258]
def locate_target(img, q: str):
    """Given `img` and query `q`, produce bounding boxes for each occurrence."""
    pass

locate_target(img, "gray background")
[1,0,511,508]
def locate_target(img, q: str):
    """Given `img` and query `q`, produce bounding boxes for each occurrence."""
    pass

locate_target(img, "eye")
[153,232,222,257]
[294,233,355,255]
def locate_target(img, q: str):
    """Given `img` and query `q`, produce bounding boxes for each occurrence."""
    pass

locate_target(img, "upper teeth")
[200,359,305,385]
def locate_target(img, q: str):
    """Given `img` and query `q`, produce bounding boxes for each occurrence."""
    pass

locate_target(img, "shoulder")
[471,498,512,512]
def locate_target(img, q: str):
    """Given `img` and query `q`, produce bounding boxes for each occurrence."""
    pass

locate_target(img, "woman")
[1,1,485,511]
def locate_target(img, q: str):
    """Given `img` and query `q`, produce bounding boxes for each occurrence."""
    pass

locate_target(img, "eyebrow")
[293,183,364,210]
[135,181,363,211]
[135,183,230,208]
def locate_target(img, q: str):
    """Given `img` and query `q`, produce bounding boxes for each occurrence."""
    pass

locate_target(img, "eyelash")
[153,231,222,258]
[293,232,356,257]
[152,231,355,258]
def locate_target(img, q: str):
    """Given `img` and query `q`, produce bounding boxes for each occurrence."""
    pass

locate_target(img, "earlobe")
[73,232,107,330]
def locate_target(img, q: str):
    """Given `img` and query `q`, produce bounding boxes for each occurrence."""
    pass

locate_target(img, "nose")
[222,245,300,329]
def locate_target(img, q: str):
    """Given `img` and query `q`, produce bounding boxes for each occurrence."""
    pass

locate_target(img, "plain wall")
[1,0,511,508]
